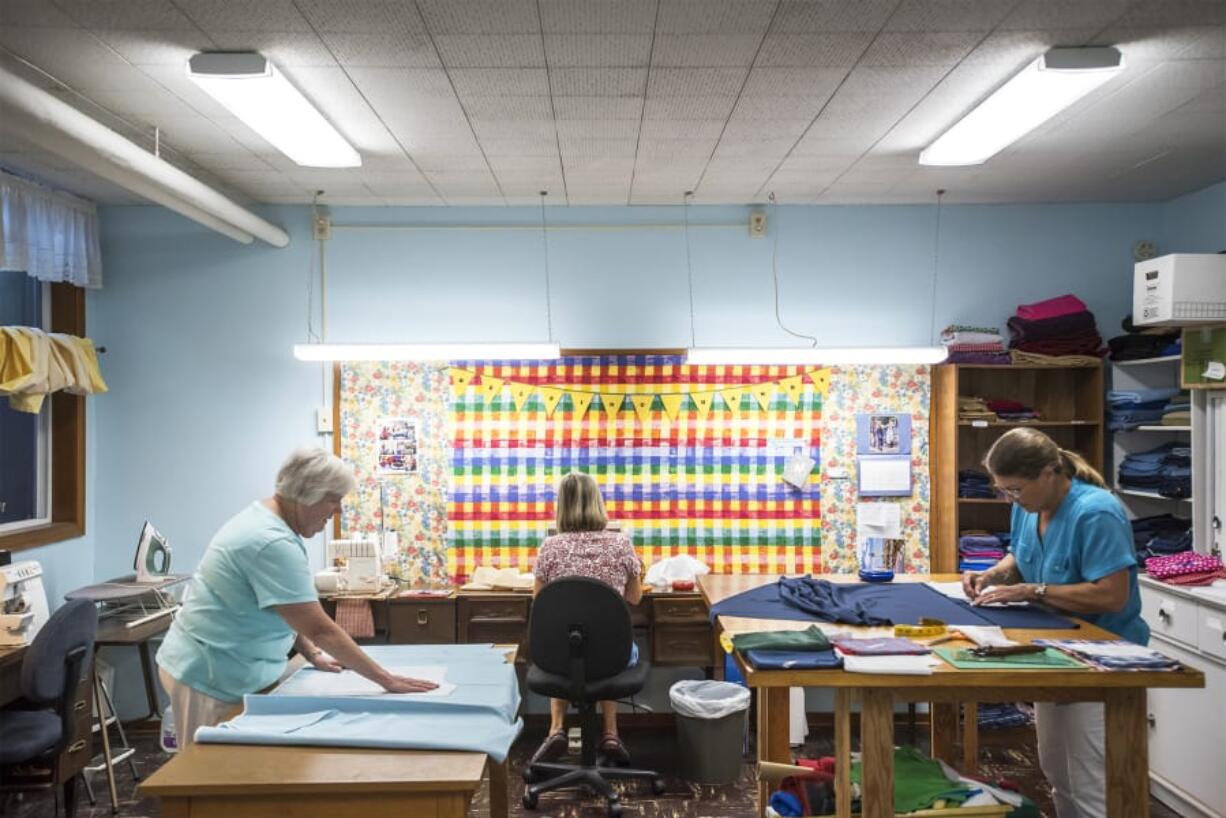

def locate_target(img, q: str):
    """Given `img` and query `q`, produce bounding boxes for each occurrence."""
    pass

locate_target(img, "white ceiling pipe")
[0,65,289,247]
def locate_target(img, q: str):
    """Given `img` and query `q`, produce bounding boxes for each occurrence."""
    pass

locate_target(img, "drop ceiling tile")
[423,169,501,188]
[417,0,539,34]
[347,67,456,98]
[480,137,561,156]
[771,0,898,33]
[0,27,156,89]
[183,151,276,171]
[83,87,201,122]
[963,29,1099,65]
[207,30,337,67]
[294,0,426,34]
[1095,25,1226,62]
[398,130,482,156]
[463,95,554,120]
[549,67,648,95]
[382,193,446,204]
[729,95,830,121]
[721,118,810,140]
[647,67,748,96]
[632,159,708,178]
[544,34,653,67]
[657,1,775,34]
[559,137,639,158]
[776,154,856,173]
[1120,0,1226,27]
[630,189,697,204]
[639,119,727,139]
[757,33,876,66]
[766,170,840,190]
[712,139,795,159]
[321,31,440,67]
[0,0,78,27]
[411,154,491,172]
[643,95,738,119]
[561,157,636,174]
[860,31,982,66]
[450,68,550,96]
[434,34,546,67]
[883,0,1016,32]
[791,134,877,156]
[556,119,641,139]
[636,139,719,159]
[837,65,949,99]
[278,66,379,120]
[652,34,764,67]
[470,119,557,140]
[553,96,644,119]
[92,29,213,65]
[539,0,657,33]
[52,0,196,30]
[175,0,312,32]
[1000,0,1133,30]
[740,66,849,96]
[489,156,562,173]
[704,156,782,174]
[495,171,565,192]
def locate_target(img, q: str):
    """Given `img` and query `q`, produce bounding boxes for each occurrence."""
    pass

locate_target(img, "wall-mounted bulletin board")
[337,355,932,585]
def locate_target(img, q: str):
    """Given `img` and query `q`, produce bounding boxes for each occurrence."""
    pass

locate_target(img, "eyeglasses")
[994,484,1025,500]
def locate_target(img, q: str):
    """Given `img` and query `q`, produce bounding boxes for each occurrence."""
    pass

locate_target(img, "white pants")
[1035,701,1107,818]
[157,666,232,749]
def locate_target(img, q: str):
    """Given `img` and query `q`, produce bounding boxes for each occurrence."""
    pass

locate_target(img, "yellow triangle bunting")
[601,393,625,420]
[449,367,473,394]
[660,394,685,421]
[780,375,805,405]
[719,387,745,412]
[509,382,534,412]
[539,387,564,417]
[630,394,655,423]
[479,375,505,402]
[751,382,774,411]
[807,368,831,395]
[691,392,714,419]
[570,392,594,420]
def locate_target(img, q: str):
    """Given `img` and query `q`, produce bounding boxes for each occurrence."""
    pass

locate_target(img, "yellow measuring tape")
[893,618,948,638]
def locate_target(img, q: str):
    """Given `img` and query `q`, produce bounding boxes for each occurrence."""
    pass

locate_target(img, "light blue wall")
[1162,180,1226,253]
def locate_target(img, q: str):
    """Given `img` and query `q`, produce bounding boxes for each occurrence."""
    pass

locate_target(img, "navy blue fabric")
[745,648,843,670]
[709,577,1077,629]
[778,576,894,625]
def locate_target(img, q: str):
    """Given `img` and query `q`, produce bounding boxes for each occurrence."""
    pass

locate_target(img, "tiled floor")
[3,724,1184,818]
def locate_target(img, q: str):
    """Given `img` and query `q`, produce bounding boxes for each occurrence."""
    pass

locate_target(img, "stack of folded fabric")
[977,702,1034,730]
[1006,293,1106,361]
[1161,391,1191,426]
[958,532,1005,572]
[986,398,1040,422]
[940,325,1011,364]
[1107,316,1181,362]
[1107,387,1184,430]
[958,396,997,422]
[1117,442,1192,497]
[1034,639,1182,671]
[1146,552,1226,587]
[1131,514,1193,564]
[958,470,995,498]
[832,637,939,675]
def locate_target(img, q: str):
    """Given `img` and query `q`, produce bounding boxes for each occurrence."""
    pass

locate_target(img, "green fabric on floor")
[850,746,972,813]
[730,625,831,652]
[934,646,1088,671]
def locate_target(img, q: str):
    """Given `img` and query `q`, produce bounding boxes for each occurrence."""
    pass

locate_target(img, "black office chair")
[522,577,663,817]
[0,599,98,818]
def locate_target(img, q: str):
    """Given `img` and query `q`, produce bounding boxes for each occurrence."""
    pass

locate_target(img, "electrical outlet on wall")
[316,407,334,434]
[749,211,767,239]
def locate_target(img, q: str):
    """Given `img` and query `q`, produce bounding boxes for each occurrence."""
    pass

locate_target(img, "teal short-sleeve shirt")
[1009,479,1149,645]
[156,502,318,701]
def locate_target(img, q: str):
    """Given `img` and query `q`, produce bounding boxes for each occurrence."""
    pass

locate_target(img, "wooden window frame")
[1,283,87,551]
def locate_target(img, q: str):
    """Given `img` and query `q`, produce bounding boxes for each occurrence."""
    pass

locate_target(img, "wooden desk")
[141,743,485,818]
[700,573,1208,818]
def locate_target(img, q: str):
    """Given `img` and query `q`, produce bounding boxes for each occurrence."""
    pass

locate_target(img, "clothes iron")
[135,521,172,583]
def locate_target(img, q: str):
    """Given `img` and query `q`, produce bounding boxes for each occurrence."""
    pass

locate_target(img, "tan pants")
[157,666,232,749]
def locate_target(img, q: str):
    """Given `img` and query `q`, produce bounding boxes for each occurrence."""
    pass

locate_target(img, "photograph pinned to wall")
[856,412,911,455]
[377,416,418,474]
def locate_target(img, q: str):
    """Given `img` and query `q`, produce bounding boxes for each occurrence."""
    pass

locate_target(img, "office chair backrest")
[21,599,97,706]
[529,577,632,681]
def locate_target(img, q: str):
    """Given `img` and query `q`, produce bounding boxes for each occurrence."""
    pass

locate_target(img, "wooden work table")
[700,573,1207,818]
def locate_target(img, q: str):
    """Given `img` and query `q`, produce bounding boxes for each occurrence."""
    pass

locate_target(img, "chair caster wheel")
[606,800,623,817]
[522,790,539,810]
[651,777,667,794]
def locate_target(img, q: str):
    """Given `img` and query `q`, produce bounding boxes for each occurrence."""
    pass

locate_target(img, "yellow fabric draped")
[0,326,107,413]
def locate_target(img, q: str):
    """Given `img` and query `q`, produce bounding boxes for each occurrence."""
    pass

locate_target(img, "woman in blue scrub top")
[157,448,438,747]
[962,428,1148,818]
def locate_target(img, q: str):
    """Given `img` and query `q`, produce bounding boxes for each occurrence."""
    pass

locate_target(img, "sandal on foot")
[599,733,631,766]
[529,731,568,765]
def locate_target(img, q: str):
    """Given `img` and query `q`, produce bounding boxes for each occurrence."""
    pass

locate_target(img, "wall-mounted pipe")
[0,65,290,247]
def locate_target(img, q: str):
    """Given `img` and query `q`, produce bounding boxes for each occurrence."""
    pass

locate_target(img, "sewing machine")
[318,538,384,593]
[0,561,50,647]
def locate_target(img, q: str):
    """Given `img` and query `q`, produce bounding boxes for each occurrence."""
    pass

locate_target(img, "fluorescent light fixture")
[293,343,562,361]
[685,347,949,366]
[920,47,1124,167]
[188,52,360,168]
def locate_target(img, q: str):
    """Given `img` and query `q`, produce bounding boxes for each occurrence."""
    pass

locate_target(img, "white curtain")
[0,169,102,288]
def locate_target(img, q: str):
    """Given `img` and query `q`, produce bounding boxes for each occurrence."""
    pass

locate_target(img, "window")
[0,276,86,551]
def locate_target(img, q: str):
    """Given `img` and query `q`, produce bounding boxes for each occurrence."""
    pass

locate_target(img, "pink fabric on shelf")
[1016,293,1087,321]
[1146,552,1223,580]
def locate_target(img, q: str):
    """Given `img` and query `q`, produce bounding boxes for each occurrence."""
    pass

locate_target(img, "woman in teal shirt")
[157,448,437,747]
[962,428,1147,818]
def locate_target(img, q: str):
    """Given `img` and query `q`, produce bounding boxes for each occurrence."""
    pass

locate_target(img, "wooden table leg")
[860,690,895,818]
[488,757,508,818]
[834,689,852,818]
[757,686,791,813]
[961,700,978,777]
[1106,689,1149,818]
[930,701,958,766]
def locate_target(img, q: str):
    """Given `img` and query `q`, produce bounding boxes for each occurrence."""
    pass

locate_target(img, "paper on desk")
[838,652,940,675]
[925,581,1026,608]
[275,665,455,698]
[856,502,902,538]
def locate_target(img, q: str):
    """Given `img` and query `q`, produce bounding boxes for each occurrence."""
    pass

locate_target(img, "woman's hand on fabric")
[962,570,990,599]
[973,583,1036,606]
[380,674,440,694]
[308,650,343,673]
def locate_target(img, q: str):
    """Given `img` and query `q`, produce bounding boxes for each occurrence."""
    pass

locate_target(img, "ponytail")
[984,427,1106,487]
[1056,448,1107,488]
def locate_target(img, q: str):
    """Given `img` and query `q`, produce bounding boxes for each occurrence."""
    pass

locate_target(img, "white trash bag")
[669,680,751,720]
[645,555,710,591]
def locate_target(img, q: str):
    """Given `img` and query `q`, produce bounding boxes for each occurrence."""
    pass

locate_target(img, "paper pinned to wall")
[857,455,912,496]
[274,665,456,698]
[856,502,902,538]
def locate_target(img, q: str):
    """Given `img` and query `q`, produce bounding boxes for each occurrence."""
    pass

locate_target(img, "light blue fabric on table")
[193,644,523,762]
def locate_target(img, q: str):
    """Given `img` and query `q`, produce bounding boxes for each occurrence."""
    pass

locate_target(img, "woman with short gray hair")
[157,447,436,747]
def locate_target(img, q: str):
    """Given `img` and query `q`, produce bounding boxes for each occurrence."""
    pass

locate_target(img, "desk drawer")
[388,600,456,644]
[653,625,714,666]
[1141,584,1198,648]
[652,596,708,624]
[458,597,530,657]
[461,597,530,623]
[58,666,93,780]
[1199,607,1226,662]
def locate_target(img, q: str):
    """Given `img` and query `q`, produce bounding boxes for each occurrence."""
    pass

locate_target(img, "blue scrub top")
[1009,479,1149,645]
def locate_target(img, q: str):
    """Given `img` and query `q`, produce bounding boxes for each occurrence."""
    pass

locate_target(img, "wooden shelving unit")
[930,362,1105,573]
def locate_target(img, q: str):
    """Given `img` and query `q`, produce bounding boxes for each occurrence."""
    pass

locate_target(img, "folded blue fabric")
[745,648,843,670]
[1107,388,1183,405]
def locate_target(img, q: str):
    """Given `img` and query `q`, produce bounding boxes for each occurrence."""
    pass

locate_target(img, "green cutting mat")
[934,647,1089,670]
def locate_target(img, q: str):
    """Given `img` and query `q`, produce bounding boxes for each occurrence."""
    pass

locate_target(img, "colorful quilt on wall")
[446,355,829,581]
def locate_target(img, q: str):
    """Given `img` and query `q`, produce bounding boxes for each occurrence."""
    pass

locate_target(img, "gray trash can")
[670,680,751,785]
